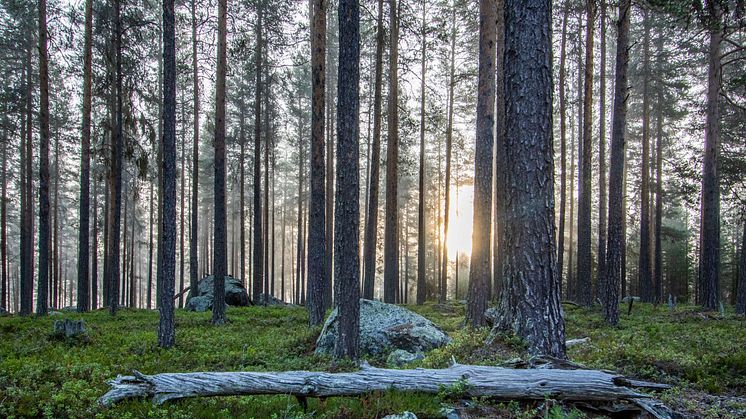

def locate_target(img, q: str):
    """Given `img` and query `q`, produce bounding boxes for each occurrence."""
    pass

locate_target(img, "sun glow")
[444,184,474,259]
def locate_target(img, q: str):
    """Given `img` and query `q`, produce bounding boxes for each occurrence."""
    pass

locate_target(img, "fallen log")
[99,361,670,413]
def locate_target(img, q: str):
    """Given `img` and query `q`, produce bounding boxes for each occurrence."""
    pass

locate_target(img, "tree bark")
[440,3,456,304]
[109,0,124,315]
[1,129,6,311]
[21,44,34,316]
[736,213,746,314]
[416,0,427,306]
[556,5,569,298]
[308,0,327,326]
[494,0,565,358]
[99,364,669,412]
[37,0,51,315]
[189,0,200,302]
[604,0,630,326]
[158,0,177,345]
[653,27,664,304]
[638,9,653,304]
[698,2,723,311]
[576,0,595,307]
[92,176,99,309]
[334,0,360,360]
[253,5,264,304]
[493,0,506,302]
[77,0,94,312]
[596,0,608,304]
[362,0,384,301]
[383,0,400,304]
[211,0,229,325]
[466,0,496,327]
[179,94,187,308]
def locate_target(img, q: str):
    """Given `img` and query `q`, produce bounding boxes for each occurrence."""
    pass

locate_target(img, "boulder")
[186,275,250,312]
[186,295,213,312]
[51,319,88,343]
[315,299,451,356]
[386,349,424,367]
[256,293,289,306]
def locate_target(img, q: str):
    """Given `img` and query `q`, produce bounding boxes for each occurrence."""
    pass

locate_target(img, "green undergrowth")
[1,302,744,418]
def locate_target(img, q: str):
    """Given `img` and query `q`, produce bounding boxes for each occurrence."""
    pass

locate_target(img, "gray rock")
[315,299,451,356]
[0,306,8,316]
[186,295,214,312]
[186,275,250,311]
[382,412,417,419]
[51,319,88,343]
[48,311,63,316]
[256,293,288,306]
[386,349,424,367]
[61,306,78,312]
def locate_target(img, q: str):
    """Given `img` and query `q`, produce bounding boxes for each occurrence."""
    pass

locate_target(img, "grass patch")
[0,302,744,418]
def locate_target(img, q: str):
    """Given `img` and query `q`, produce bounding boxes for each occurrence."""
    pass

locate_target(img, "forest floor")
[1,302,745,418]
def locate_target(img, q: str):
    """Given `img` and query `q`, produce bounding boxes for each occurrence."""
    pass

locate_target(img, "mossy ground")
[0,302,744,418]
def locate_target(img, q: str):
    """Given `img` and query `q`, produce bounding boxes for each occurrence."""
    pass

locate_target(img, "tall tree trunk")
[252,5,264,304]
[148,176,154,308]
[653,27,664,304]
[179,94,187,308]
[23,45,34,315]
[19,66,28,315]
[596,0,608,303]
[466,0,496,327]
[576,0,595,307]
[37,0,51,315]
[158,0,177,346]
[557,5,568,295]
[416,0,427,306]
[494,0,565,358]
[156,6,164,310]
[698,2,722,311]
[92,177,99,309]
[308,0,327,326]
[212,0,229,324]
[296,94,304,306]
[129,187,136,308]
[638,9,653,303]
[109,0,124,315]
[263,71,270,299]
[567,108,575,300]
[324,18,335,310]
[281,189,286,301]
[77,0,94,312]
[736,212,746,314]
[603,0,630,326]
[1,131,6,311]
[621,142,628,297]
[383,0,400,304]
[362,0,384,301]
[53,127,59,309]
[122,186,128,307]
[440,4,456,304]
[493,0,506,302]
[334,0,360,360]
[189,0,200,301]
[239,101,246,285]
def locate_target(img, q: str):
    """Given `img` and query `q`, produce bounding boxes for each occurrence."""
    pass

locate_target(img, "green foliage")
[1,302,744,418]
[564,304,746,394]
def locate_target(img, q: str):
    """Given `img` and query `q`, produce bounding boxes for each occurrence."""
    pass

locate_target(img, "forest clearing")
[2,302,745,418]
